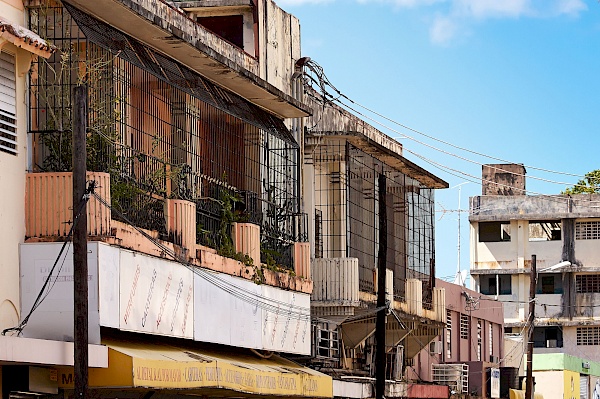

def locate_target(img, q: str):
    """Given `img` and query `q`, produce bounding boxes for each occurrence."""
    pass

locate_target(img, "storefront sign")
[131,358,331,397]
[491,367,500,398]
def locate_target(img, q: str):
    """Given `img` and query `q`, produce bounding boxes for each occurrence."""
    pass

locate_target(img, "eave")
[61,0,310,119]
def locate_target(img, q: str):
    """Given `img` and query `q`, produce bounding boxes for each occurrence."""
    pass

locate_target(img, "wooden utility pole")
[375,173,387,399]
[525,254,536,399]
[73,85,89,399]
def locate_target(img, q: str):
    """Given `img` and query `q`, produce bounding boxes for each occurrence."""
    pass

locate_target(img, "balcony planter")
[231,222,260,266]
[164,199,197,256]
[26,172,111,238]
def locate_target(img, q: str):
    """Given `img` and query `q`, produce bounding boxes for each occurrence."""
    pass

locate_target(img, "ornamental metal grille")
[576,275,600,293]
[312,139,435,301]
[577,327,600,346]
[28,3,305,268]
[460,314,469,339]
[576,221,600,240]
[446,310,452,359]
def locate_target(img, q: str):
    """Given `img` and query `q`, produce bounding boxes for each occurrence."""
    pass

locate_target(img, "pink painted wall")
[410,279,504,386]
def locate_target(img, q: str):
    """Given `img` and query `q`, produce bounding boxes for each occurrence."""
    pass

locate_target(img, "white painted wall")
[563,327,600,363]
[0,0,36,330]
[20,242,311,354]
[575,239,600,268]
[534,370,564,399]
[471,221,565,271]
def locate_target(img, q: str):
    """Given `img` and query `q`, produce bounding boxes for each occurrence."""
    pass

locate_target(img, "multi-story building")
[470,164,600,399]
[1,0,336,398]
[411,279,505,398]
[299,85,451,398]
[1,2,115,396]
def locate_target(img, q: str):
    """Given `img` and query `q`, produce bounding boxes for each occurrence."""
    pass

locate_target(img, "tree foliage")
[562,170,600,194]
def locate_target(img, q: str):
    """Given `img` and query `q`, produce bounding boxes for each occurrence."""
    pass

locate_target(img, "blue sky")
[277,0,600,282]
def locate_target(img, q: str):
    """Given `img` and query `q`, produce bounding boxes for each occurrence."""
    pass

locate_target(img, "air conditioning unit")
[546,339,557,348]
[432,364,469,394]
[583,362,590,369]
[429,340,443,355]
[386,345,404,381]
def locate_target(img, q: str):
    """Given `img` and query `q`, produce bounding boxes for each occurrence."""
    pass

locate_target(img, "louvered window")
[0,52,17,155]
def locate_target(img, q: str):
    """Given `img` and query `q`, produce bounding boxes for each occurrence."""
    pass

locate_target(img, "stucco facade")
[411,279,504,398]
[470,164,600,399]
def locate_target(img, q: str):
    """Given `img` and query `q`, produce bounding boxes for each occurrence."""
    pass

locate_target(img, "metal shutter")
[0,51,17,155]
[581,375,589,399]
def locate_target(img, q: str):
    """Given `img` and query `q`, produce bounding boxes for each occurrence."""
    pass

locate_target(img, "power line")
[2,185,93,336]
[301,58,592,183]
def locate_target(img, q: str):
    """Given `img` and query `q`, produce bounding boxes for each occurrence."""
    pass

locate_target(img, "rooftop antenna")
[452,182,469,287]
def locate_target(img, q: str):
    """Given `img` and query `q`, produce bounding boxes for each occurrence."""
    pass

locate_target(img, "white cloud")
[453,0,531,19]
[554,0,587,16]
[355,0,446,7]
[277,0,587,45]
[430,15,458,45]
[276,0,333,5]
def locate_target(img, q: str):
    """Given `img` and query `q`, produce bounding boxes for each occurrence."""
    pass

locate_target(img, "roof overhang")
[0,16,56,58]
[61,0,310,119]
[0,335,107,367]
[312,131,448,189]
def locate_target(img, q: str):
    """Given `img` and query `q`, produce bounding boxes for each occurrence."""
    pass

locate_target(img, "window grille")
[489,323,493,358]
[460,314,469,339]
[576,275,600,293]
[27,4,306,268]
[576,221,600,240]
[314,325,339,360]
[477,319,482,361]
[315,209,323,258]
[577,327,600,345]
[312,141,435,301]
[446,310,452,359]
[0,51,17,155]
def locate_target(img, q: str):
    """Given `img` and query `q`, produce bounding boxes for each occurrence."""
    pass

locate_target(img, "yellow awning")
[509,389,544,399]
[57,338,333,398]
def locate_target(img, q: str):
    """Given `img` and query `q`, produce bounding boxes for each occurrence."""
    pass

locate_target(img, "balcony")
[26,3,310,287]
[20,240,313,355]
[36,0,309,118]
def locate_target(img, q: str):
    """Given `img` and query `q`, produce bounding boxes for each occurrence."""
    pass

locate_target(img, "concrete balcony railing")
[165,199,197,256]
[311,257,445,323]
[312,258,360,307]
[26,172,111,238]
[25,172,313,295]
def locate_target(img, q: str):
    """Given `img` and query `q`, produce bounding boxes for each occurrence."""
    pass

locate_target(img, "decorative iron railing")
[27,3,304,269]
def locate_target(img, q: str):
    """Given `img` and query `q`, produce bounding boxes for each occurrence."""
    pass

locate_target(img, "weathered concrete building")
[470,164,600,399]
[298,83,451,398]
[410,279,505,398]
[1,0,335,398]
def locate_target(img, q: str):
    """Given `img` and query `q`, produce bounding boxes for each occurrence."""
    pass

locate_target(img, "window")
[0,51,17,155]
[197,15,245,49]
[315,209,323,258]
[446,310,452,359]
[577,327,600,346]
[576,275,600,293]
[528,221,561,241]
[576,221,600,240]
[479,222,510,242]
[460,314,469,339]
[477,319,482,361]
[480,274,512,295]
[489,323,493,357]
[533,326,563,348]
[536,274,563,294]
